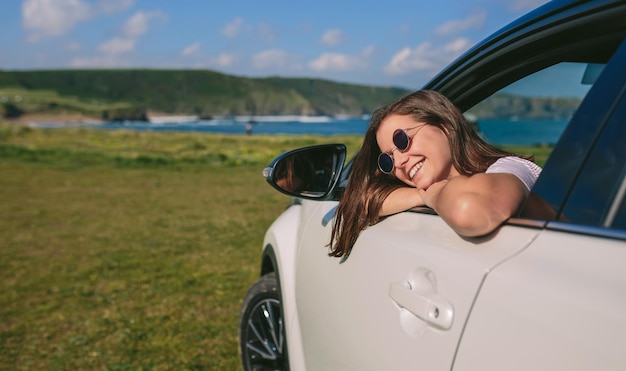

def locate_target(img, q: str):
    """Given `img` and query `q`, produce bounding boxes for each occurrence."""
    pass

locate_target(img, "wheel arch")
[261,243,278,277]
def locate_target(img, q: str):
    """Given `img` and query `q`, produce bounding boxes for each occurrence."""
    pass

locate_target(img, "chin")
[414,180,429,190]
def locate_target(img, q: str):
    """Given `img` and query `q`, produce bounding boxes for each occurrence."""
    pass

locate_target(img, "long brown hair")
[329,90,531,258]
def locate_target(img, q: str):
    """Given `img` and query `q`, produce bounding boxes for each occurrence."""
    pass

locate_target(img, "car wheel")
[239,272,289,371]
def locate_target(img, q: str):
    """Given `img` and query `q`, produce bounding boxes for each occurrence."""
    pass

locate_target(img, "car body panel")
[454,230,626,370]
[293,201,542,370]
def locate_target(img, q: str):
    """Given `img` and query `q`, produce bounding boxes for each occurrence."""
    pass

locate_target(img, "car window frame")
[542,38,626,239]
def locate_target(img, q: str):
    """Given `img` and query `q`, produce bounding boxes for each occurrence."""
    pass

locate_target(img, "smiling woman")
[329,90,541,257]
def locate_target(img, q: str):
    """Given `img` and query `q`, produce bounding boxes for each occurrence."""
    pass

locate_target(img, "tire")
[239,272,289,371]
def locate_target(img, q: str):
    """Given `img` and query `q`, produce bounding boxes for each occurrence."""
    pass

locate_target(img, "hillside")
[0,69,409,121]
[467,93,581,120]
[0,69,582,122]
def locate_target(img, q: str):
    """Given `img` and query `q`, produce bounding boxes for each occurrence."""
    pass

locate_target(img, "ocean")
[32,116,569,147]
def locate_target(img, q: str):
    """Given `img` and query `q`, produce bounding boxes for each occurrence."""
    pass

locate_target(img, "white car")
[239,0,626,370]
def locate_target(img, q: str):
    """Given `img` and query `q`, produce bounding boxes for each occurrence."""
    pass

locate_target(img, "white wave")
[233,115,333,123]
[148,115,199,124]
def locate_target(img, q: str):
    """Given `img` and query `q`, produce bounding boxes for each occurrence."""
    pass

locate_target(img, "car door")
[294,199,541,370]
[453,39,626,370]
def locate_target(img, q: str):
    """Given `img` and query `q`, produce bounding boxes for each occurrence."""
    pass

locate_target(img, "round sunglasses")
[377,124,426,174]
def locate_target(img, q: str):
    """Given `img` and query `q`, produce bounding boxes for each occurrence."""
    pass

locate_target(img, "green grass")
[0,88,134,118]
[1,161,284,369]
[0,124,550,369]
[0,124,363,370]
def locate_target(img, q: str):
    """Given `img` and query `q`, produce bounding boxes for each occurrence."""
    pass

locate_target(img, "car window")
[465,62,597,166]
[562,91,626,229]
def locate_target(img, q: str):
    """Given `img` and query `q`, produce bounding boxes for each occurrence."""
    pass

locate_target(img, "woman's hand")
[418,179,448,208]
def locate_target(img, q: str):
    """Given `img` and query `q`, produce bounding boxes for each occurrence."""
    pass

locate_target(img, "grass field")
[0,124,551,369]
[0,124,363,370]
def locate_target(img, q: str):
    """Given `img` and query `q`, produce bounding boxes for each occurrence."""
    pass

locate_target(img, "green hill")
[0,69,410,121]
[0,69,582,122]
[467,93,581,120]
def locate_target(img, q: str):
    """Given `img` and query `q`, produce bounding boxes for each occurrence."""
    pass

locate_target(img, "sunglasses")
[377,124,426,174]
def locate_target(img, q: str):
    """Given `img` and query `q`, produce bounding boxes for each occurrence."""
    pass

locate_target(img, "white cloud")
[122,10,166,38]
[252,49,292,69]
[71,9,165,67]
[320,29,347,47]
[95,10,165,57]
[98,37,135,55]
[384,38,472,75]
[222,17,246,39]
[22,0,134,42]
[443,38,472,54]
[72,54,129,68]
[209,53,238,68]
[308,52,366,72]
[23,0,91,41]
[181,42,201,57]
[435,11,486,36]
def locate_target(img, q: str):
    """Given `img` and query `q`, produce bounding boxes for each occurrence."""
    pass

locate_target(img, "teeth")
[409,161,423,179]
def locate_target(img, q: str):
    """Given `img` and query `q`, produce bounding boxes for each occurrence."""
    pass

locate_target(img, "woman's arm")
[418,172,527,237]
[379,186,425,216]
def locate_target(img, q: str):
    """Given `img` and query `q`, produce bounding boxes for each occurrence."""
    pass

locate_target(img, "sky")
[0,0,550,89]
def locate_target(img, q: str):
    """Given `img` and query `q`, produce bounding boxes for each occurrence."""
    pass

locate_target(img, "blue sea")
[33,115,569,146]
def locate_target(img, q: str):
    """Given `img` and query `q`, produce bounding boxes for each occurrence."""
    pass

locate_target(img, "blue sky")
[1,0,548,89]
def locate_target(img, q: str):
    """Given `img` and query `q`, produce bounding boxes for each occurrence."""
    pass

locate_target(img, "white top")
[485,156,542,192]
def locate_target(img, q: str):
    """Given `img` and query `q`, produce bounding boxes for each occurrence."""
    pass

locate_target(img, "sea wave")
[231,115,334,123]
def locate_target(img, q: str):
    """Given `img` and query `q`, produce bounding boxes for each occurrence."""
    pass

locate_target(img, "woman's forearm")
[421,173,526,237]
[379,187,424,216]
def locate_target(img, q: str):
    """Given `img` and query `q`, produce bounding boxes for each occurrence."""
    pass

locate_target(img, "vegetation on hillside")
[0,69,582,122]
[468,93,581,119]
[0,69,409,121]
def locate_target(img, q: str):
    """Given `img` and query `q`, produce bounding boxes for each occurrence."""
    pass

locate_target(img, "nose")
[393,150,410,171]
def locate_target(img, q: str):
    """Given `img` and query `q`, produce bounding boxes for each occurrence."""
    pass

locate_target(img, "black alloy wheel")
[239,273,289,371]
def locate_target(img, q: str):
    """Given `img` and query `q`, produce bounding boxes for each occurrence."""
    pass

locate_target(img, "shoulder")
[485,156,542,191]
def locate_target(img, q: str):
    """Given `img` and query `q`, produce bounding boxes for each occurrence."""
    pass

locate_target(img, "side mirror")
[263,144,347,200]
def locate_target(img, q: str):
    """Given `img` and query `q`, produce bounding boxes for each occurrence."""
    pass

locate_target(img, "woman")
[329,90,542,257]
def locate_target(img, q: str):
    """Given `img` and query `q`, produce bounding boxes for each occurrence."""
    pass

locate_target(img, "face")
[376,114,459,189]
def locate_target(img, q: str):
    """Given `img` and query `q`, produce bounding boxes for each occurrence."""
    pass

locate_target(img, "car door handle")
[389,280,454,330]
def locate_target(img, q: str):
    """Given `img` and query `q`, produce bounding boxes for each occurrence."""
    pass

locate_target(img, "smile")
[409,160,424,180]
